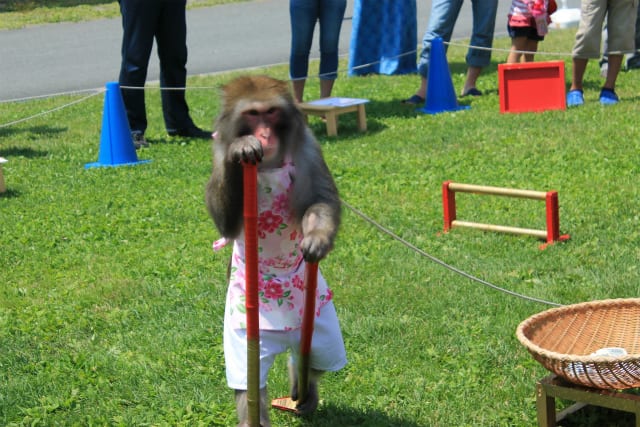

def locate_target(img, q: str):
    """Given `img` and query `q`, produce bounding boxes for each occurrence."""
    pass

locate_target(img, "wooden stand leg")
[325,111,338,137]
[537,382,557,427]
[356,104,367,132]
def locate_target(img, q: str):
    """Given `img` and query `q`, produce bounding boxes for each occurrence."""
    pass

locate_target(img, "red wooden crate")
[498,61,566,114]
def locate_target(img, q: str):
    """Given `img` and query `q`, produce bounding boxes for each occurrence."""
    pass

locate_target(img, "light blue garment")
[289,0,347,80]
[418,0,498,79]
[348,0,417,76]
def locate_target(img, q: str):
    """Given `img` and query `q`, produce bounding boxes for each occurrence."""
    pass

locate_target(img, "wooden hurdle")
[442,181,570,248]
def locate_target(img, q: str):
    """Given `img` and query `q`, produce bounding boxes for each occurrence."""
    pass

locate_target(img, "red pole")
[298,261,318,404]
[545,191,560,244]
[242,162,260,427]
[442,180,456,232]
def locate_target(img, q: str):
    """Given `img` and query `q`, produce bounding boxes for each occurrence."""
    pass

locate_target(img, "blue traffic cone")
[418,37,470,115]
[85,82,150,169]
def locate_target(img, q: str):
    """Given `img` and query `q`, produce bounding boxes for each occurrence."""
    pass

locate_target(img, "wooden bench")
[298,97,369,137]
[0,157,7,193]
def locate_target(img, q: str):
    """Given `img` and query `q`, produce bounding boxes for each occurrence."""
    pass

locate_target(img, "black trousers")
[118,0,195,134]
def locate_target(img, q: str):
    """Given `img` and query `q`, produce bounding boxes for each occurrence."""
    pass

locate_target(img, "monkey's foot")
[294,382,319,416]
[271,392,319,416]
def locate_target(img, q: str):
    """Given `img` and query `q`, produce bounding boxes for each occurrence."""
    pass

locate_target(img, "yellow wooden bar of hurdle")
[442,181,570,249]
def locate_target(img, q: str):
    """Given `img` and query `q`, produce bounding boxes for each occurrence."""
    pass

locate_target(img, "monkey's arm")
[205,135,263,238]
[292,132,341,263]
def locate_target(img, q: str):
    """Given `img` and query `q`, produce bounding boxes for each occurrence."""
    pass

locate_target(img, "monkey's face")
[242,106,281,162]
[219,76,298,167]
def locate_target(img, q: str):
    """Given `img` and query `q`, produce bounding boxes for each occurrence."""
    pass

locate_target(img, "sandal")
[566,89,584,107]
[599,88,619,105]
[461,88,482,97]
[401,94,425,105]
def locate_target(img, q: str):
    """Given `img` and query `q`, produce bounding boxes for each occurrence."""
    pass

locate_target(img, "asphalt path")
[0,0,581,102]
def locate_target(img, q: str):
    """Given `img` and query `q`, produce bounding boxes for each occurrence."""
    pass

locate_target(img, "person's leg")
[507,36,528,63]
[625,3,640,68]
[636,2,640,52]
[524,28,544,62]
[462,66,482,96]
[600,0,637,102]
[290,0,319,102]
[605,0,637,56]
[156,0,197,133]
[524,39,539,62]
[571,0,607,90]
[570,57,589,92]
[462,0,498,94]
[599,20,609,76]
[118,0,157,135]
[317,0,346,98]
[603,54,623,89]
[413,0,463,99]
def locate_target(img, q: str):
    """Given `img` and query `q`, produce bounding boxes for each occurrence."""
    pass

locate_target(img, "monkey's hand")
[227,135,263,164]
[300,208,336,263]
[300,231,333,263]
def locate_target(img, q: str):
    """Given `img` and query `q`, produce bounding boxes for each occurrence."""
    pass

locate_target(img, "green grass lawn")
[2,27,640,426]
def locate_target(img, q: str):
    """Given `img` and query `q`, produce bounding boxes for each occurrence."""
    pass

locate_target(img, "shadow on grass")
[0,125,67,140]
[0,188,20,198]
[0,0,113,13]
[0,145,46,198]
[558,405,636,427]
[287,403,423,427]
[143,135,212,148]
[0,146,49,159]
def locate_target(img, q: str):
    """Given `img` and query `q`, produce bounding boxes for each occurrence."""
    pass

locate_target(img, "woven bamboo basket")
[516,298,640,390]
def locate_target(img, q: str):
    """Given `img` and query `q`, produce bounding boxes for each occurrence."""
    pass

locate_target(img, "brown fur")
[205,75,340,263]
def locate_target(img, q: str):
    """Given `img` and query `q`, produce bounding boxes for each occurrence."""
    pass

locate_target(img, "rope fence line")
[0,87,105,105]
[0,90,104,129]
[342,199,564,308]
[445,40,637,58]
[118,85,217,91]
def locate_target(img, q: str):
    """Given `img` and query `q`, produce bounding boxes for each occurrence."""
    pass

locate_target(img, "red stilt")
[242,162,260,427]
[298,262,318,404]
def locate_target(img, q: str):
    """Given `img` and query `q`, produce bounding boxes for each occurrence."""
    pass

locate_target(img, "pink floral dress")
[219,160,333,331]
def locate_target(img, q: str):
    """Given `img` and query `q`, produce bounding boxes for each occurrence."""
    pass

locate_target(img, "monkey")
[205,75,347,427]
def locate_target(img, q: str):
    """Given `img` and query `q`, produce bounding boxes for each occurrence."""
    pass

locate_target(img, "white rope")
[445,40,637,58]
[119,85,216,91]
[0,90,104,129]
[0,88,104,104]
[342,199,564,307]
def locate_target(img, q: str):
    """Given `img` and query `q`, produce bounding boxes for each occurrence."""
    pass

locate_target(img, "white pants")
[224,301,347,389]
